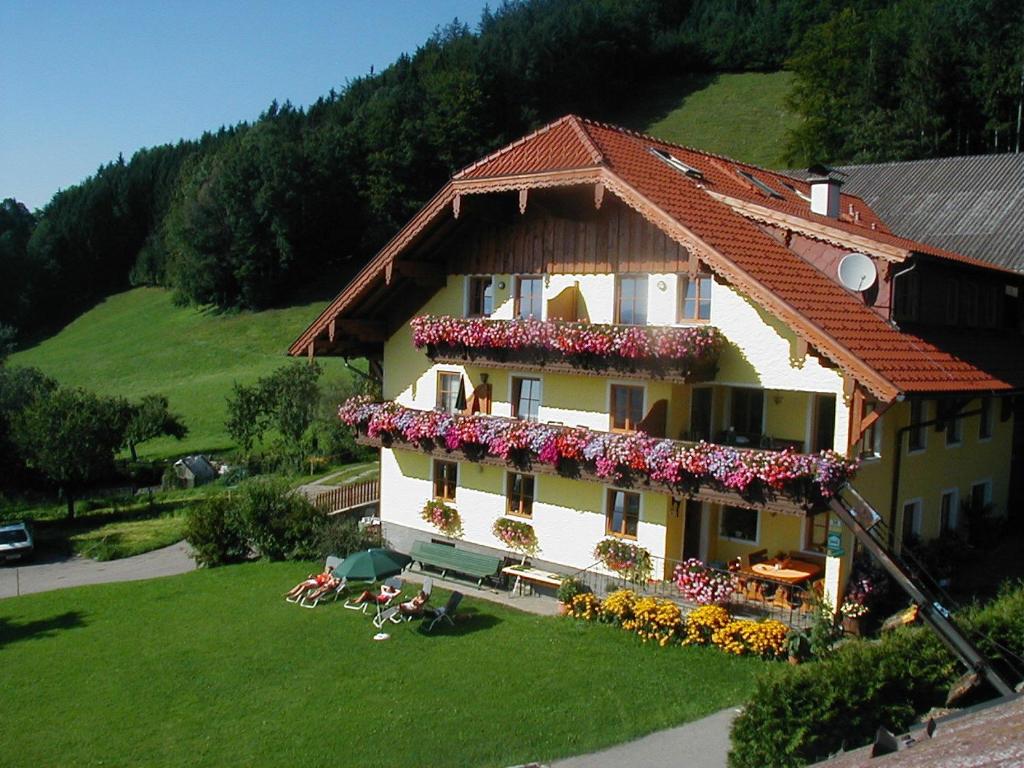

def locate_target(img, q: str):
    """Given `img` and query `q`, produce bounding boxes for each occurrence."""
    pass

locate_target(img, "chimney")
[807,164,844,218]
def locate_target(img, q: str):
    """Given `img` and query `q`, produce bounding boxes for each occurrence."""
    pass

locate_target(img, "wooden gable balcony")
[339,398,856,516]
[410,314,724,385]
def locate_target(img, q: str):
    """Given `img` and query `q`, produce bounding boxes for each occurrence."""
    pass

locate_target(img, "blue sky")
[1,1,492,210]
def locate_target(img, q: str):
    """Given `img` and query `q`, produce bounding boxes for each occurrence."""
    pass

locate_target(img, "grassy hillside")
[9,287,349,460]
[629,71,796,168]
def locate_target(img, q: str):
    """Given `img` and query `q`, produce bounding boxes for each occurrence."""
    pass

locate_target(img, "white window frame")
[677,271,713,324]
[939,487,959,533]
[604,486,644,540]
[508,372,543,422]
[718,505,761,545]
[434,368,464,414]
[614,274,650,326]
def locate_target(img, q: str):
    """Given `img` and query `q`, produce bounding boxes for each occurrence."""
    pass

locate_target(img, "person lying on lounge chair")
[284,565,336,600]
[397,590,430,618]
[348,582,401,606]
[302,573,344,603]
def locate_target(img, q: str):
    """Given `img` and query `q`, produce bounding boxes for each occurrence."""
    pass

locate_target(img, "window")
[901,499,922,544]
[729,388,764,442]
[511,376,541,421]
[908,399,927,453]
[970,481,991,515]
[467,276,494,317]
[515,275,544,319]
[803,512,829,553]
[813,394,836,452]
[606,489,640,538]
[432,459,458,501]
[736,169,782,199]
[979,398,993,440]
[690,387,713,441]
[894,270,920,323]
[436,372,464,414]
[720,505,758,543]
[945,411,962,447]
[961,283,979,326]
[506,472,535,518]
[610,384,645,432]
[940,489,959,533]
[615,275,648,325]
[861,402,881,458]
[679,273,712,322]
[649,147,703,179]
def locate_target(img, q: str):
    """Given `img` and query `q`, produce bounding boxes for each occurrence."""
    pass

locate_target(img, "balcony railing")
[410,314,724,384]
[338,397,856,514]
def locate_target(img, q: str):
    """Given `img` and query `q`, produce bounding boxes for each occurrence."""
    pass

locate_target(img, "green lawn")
[0,563,765,767]
[7,287,352,460]
[625,71,797,169]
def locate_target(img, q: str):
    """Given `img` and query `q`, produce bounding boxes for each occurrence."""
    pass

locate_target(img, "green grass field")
[0,563,764,767]
[629,71,796,169]
[8,287,351,460]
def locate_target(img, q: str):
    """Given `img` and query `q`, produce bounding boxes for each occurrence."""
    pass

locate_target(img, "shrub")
[622,596,684,646]
[600,588,639,624]
[184,496,249,567]
[315,516,377,560]
[233,478,325,560]
[684,605,731,646]
[570,592,602,621]
[556,577,585,605]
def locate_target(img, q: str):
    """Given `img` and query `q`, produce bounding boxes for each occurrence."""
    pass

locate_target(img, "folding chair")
[425,591,463,632]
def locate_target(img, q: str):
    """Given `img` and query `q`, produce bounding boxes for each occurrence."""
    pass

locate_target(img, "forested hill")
[2,0,1022,346]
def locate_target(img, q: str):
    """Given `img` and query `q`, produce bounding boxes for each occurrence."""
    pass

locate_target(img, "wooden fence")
[313,479,380,515]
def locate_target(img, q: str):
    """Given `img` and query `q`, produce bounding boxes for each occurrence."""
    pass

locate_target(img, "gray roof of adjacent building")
[789,154,1024,273]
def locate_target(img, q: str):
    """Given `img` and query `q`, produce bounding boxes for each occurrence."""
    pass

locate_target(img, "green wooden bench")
[408,541,502,587]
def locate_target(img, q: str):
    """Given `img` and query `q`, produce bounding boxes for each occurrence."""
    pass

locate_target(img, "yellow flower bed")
[711,619,789,659]
[622,596,684,646]
[570,592,602,621]
[600,589,639,624]
[684,605,731,645]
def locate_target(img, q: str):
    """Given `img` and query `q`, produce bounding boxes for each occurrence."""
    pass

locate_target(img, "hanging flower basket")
[420,499,463,539]
[492,517,540,559]
[594,538,653,583]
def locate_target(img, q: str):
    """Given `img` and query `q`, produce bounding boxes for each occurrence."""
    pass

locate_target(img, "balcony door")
[682,499,706,561]
[728,387,764,444]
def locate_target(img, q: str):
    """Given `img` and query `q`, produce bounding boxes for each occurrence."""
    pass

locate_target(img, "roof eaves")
[598,168,901,402]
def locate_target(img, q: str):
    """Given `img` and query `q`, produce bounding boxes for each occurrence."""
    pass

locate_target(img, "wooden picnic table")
[502,565,563,597]
[750,557,822,586]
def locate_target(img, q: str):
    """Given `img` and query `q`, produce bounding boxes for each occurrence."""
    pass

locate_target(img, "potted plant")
[556,577,585,615]
[593,538,653,583]
[491,517,540,563]
[786,629,812,664]
[420,499,463,539]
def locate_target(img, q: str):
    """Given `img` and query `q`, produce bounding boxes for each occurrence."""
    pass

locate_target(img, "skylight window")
[737,169,783,199]
[649,147,703,179]
[780,180,811,202]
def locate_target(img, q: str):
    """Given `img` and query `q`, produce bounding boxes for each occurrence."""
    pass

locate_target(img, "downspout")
[888,402,984,548]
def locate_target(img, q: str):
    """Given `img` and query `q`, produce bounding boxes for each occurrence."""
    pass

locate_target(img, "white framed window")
[719,505,760,544]
[615,275,648,325]
[510,375,542,422]
[678,272,712,322]
[436,371,465,414]
[514,275,544,319]
[900,498,923,544]
[939,488,959,533]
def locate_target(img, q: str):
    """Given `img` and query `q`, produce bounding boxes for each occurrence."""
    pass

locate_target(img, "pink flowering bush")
[410,315,724,377]
[339,397,857,504]
[673,558,737,605]
[492,517,540,558]
[420,499,463,538]
[594,538,653,582]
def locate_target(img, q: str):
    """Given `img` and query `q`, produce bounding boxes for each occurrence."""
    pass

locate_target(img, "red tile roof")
[292,115,1024,398]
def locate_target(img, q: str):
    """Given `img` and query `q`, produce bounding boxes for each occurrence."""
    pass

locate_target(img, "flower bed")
[571,590,787,658]
[338,397,857,503]
[411,315,724,379]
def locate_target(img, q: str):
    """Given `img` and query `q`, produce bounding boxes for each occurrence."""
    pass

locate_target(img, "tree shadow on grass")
[415,607,502,637]
[0,610,87,649]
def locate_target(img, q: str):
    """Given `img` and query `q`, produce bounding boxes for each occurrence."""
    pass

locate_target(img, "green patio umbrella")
[335,548,411,581]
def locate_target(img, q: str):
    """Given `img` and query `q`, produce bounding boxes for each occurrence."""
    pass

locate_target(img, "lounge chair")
[300,576,348,608]
[285,556,344,603]
[425,591,463,632]
[344,577,403,614]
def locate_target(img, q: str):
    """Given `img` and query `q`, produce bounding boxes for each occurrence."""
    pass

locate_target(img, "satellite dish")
[837,252,877,292]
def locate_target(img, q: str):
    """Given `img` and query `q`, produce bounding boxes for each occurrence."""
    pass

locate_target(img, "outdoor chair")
[344,577,403,614]
[425,591,463,632]
[285,555,344,604]
[300,576,348,608]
